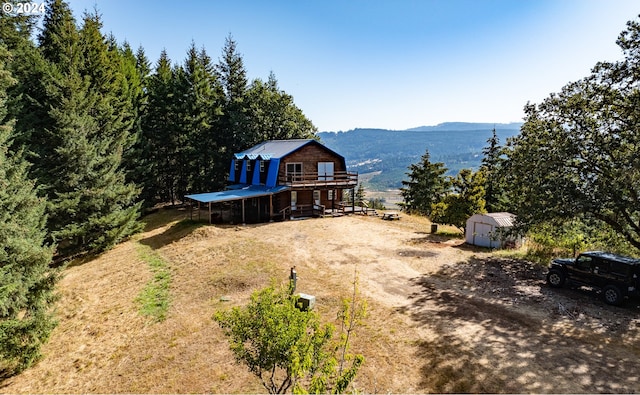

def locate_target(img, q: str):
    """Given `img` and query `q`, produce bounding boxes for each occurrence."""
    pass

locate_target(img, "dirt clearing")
[2,209,640,393]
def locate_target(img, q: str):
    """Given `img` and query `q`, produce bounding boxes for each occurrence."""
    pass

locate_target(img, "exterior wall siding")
[279,144,346,178]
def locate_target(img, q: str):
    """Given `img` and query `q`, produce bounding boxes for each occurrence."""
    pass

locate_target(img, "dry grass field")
[2,208,640,393]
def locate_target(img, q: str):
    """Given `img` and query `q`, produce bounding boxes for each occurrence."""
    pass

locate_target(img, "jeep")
[546,251,640,306]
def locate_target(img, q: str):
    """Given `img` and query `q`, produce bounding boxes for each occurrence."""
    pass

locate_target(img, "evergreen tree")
[123,45,150,199]
[431,169,486,230]
[0,0,38,51]
[9,0,71,176]
[37,0,77,67]
[355,183,366,207]
[139,50,178,205]
[118,41,146,183]
[400,149,449,216]
[217,34,249,153]
[24,2,142,256]
[0,45,58,375]
[176,42,225,194]
[479,127,508,212]
[197,47,227,191]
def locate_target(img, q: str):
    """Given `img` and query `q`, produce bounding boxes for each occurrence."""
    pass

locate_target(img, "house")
[185,139,358,223]
[465,212,522,248]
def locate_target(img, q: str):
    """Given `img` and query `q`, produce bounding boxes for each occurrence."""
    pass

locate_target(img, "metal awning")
[185,185,290,204]
[185,185,291,224]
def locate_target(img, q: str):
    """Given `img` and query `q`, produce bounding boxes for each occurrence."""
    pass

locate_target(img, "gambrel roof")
[234,139,345,162]
[483,212,516,227]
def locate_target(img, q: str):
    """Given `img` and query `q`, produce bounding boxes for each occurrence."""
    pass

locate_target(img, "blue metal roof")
[185,185,290,204]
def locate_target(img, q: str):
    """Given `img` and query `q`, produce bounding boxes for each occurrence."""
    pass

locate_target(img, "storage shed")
[465,212,521,248]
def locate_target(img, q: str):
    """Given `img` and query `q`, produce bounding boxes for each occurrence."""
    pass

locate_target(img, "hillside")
[3,209,640,393]
[318,123,521,190]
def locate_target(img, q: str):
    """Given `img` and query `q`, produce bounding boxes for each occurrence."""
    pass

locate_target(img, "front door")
[313,190,321,206]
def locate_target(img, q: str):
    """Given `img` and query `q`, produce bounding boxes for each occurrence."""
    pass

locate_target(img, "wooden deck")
[279,171,358,189]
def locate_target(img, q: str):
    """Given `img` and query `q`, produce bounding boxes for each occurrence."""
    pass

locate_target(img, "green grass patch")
[135,244,171,322]
[434,230,464,239]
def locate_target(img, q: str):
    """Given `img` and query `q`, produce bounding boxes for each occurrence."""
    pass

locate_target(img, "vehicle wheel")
[546,270,565,288]
[603,285,623,306]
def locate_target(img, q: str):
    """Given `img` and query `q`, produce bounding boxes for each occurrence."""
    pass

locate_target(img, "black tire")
[603,285,623,306]
[547,270,565,288]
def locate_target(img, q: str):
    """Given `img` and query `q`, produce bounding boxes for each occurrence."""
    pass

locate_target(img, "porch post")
[351,188,355,214]
[242,199,246,225]
[269,194,274,221]
[209,202,212,224]
[332,189,335,213]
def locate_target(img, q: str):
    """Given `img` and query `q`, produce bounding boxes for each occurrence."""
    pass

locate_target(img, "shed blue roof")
[185,185,290,204]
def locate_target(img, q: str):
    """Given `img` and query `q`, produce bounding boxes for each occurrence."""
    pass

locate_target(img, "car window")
[610,261,630,276]
[594,259,611,274]
[576,255,592,270]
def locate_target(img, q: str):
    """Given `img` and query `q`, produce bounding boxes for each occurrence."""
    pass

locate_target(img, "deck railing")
[278,171,358,188]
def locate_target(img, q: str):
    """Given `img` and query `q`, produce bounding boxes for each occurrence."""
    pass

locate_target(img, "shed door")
[318,162,334,181]
[474,222,494,247]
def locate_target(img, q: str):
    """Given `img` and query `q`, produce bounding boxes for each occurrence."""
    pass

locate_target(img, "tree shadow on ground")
[140,206,191,233]
[138,215,275,250]
[398,256,640,393]
[138,219,208,250]
[409,232,485,253]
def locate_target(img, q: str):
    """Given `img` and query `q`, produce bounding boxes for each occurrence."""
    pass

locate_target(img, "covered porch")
[185,185,290,224]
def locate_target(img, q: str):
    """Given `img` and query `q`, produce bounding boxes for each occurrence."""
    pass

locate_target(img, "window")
[246,160,252,172]
[286,162,303,182]
[328,190,334,200]
[317,162,334,181]
[234,160,239,171]
[576,256,592,270]
[259,160,265,173]
[611,261,630,276]
[594,260,611,274]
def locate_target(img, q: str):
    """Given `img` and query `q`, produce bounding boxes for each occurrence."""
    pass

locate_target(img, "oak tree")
[505,16,640,251]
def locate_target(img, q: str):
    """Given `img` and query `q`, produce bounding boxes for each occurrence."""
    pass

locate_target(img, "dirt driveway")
[270,214,640,393]
[2,211,640,393]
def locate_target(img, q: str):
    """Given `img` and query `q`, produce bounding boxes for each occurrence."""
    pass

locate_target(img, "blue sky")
[63,0,638,132]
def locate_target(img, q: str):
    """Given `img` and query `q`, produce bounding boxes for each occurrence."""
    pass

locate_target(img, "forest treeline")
[0,0,316,374]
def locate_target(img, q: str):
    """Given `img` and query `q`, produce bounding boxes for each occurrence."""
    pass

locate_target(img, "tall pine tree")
[400,149,450,216]
[479,128,508,212]
[138,50,179,205]
[0,44,58,375]
[180,43,224,193]
[217,34,249,153]
[431,169,486,230]
[24,1,142,256]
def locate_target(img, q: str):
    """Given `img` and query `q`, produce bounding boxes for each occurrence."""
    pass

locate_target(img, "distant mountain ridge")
[404,122,523,132]
[318,122,522,191]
